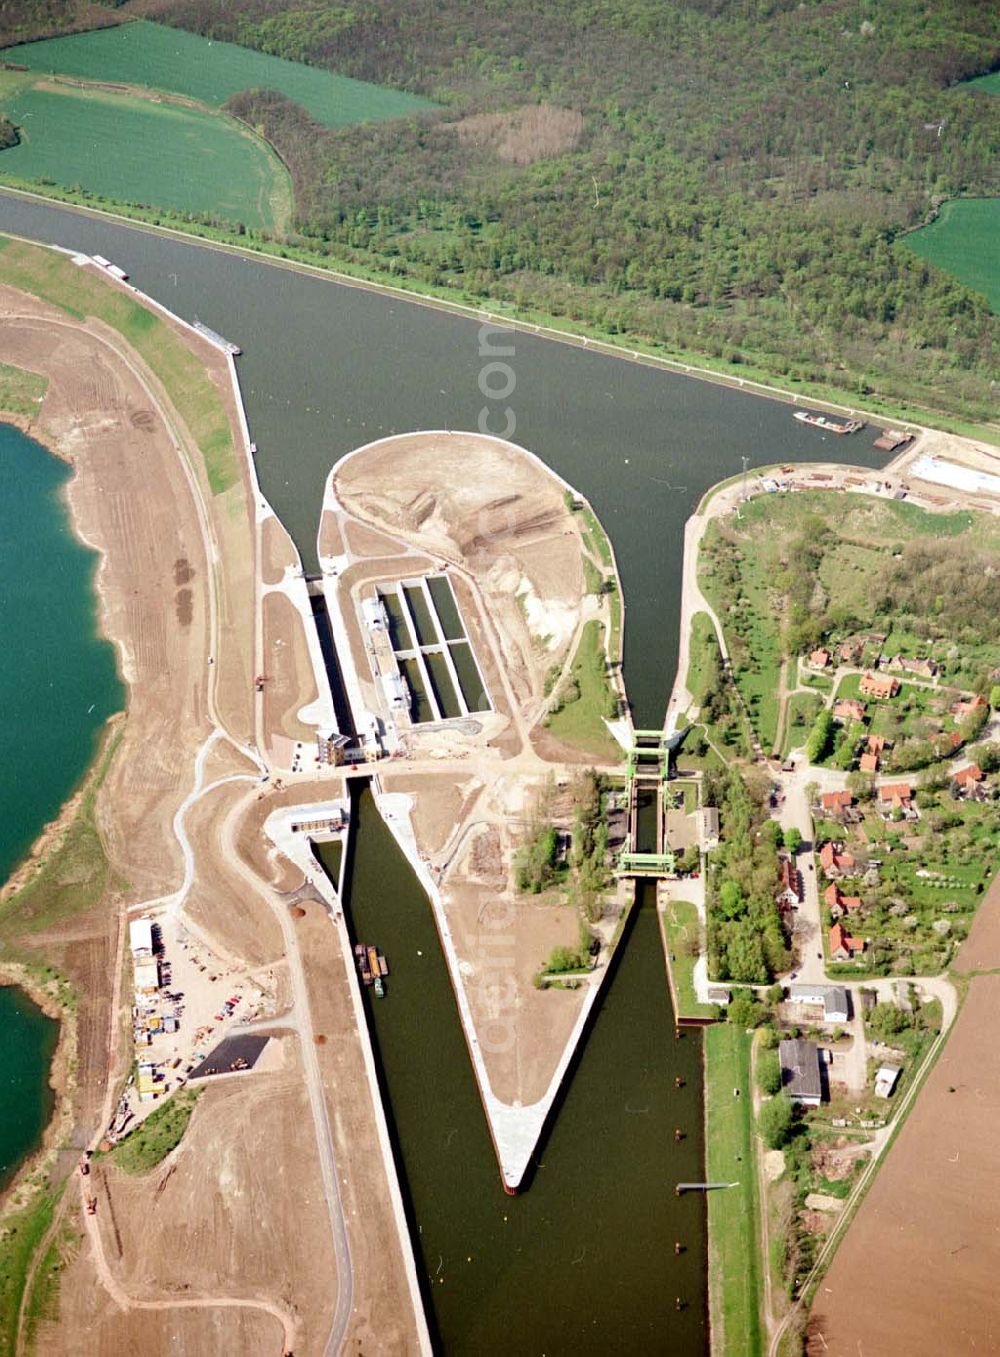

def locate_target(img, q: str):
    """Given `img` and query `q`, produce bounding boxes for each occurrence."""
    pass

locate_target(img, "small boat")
[794,410,864,434]
[374,977,385,998]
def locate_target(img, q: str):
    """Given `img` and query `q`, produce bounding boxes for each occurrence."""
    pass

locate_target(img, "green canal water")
[320,789,707,1354]
[0,985,59,1194]
[0,196,890,1352]
[0,421,121,1188]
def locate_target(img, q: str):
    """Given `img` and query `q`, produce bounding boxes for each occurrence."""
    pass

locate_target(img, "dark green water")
[0,422,121,1189]
[0,423,122,882]
[0,194,889,727]
[0,986,59,1193]
[427,576,465,641]
[320,790,707,1354]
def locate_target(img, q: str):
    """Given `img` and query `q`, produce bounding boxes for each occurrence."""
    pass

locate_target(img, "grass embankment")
[661,898,715,1020]
[0,234,237,493]
[0,1188,60,1356]
[704,1024,763,1357]
[5,20,436,130]
[546,619,621,761]
[106,1088,201,1175]
[0,358,46,417]
[22,1209,77,1351]
[0,78,291,234]
[0,722,122,951]
[686,611,719,710]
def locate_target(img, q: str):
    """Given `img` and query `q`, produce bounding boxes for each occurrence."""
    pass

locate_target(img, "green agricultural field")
[901,199,1000,314]
[0,83,290,232]
[5,20,435,129]
[968,71,1000,95]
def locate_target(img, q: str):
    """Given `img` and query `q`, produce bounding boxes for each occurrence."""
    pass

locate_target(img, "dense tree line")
[705,766,790,984]
[10,0,1000,415]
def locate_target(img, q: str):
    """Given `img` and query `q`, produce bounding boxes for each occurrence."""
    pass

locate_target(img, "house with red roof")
[820,789,855,817]
[952,694,988,721]
[878,781,915,817]
[829,922,865,961]
[819,841,856,877]
[809,647,832,670]
[833,699,866,724]
[860,672,900,700]
[859,751,879,773]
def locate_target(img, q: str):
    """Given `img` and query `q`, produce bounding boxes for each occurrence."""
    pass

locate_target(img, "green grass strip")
[705,1024,763,1357]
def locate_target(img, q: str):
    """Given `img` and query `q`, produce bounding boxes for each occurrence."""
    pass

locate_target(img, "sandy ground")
[386,768,589,1105]
[334,431,586,713]
[317,509,344,558]
[39,1286,283,1357]
[809,972,1000,1356]
[183,780,285,967]
[296,898,421,1354]
[262,514,299,586]
[0,298,213,901]
[262,590,320,746]
[48,1069,336,1355]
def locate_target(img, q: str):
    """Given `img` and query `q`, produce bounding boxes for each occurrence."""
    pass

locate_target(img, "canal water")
[319,789,707,1354]
[0,985,59,1195]
[0,194,889,727]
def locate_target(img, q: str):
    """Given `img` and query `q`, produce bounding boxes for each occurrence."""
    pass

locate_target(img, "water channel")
[0,195,892,1347]
[320,789,708,1354]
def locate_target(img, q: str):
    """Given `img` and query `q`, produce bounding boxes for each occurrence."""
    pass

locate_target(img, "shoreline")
[0,962,76,1219]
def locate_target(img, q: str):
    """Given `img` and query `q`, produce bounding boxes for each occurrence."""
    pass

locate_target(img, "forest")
[3,0,1000,419]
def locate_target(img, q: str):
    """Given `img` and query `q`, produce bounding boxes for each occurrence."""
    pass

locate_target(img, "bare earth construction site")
[0,240,631,1356]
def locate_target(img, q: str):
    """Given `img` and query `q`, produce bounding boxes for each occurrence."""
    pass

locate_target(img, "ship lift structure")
[616,729,688,877]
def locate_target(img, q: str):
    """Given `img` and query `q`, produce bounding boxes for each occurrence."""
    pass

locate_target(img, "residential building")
[859,751,879,773]
[878,781,914,815]
[820,789,854,817]
[829,921,864,961]
[952,693,987,721]
[891,655,938,680]
[819,840,856,876]
[808,647,832,670]
[860,672,900,699]
[779,1038,822,1107]
[833,698,866,723]
[954,763,983,789]
[788,984,851,1024]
